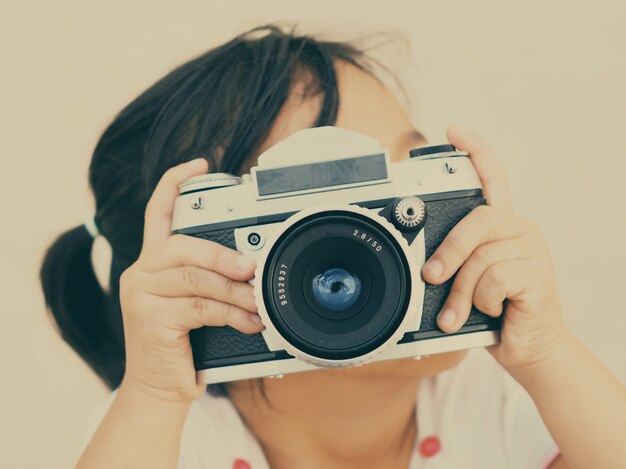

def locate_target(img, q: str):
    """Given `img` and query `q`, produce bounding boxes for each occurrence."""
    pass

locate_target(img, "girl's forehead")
[254,61,420,168]
[334,61,417,153]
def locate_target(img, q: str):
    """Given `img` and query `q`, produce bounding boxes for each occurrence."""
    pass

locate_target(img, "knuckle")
[473,244,493,265]
[484,267,505,290]
[193,296,210,319]
[442,234,466,258]
[182,265,201,293]
[223,304,243,328]
[208,300,236,326]
[223,302,238,319]
[224,277,237,298]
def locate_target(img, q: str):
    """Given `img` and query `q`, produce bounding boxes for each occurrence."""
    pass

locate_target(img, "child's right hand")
[118,159,264,404]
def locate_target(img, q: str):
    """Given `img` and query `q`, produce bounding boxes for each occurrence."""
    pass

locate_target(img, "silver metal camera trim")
[196,330,499,384]
[246,203,425,368]
[172,156,481,233]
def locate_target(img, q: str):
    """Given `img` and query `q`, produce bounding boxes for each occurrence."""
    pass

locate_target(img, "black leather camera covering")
[189,194,500,370]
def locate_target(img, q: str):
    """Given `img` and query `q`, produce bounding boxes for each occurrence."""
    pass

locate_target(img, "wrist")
[78,376,192,468]
[118,378,195,414]
[507,329,576,389]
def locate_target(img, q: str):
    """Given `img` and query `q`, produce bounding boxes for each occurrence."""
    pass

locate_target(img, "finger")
[422,206,530,284]
[436,236,533,332]
[447,126,512,209]
[142,158,209,251]
[140,235,256,281]
[473,260,533,317]
[144,266,257,313]
[160,296,264,334]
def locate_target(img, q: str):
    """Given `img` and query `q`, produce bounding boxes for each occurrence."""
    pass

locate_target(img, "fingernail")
[237,255,256,271]
[248,287,256,299]
[424,258,444,279]
[438,307,456,328]
[249,313,262,324]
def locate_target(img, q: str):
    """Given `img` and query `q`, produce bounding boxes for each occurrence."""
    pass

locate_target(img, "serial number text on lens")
[276,264,289,305]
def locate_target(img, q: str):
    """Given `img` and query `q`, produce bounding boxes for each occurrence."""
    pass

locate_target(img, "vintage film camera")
[172,127,500,383]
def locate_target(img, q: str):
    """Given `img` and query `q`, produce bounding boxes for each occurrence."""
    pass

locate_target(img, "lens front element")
[311,267,362,312]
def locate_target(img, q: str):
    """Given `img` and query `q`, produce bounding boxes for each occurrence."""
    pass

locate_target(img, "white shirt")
[174,349,559,468]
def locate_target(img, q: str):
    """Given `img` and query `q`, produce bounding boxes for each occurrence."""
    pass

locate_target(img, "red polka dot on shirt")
[232,458,251,469]
[419,435,441,458]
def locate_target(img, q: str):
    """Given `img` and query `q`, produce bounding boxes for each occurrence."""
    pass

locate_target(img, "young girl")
[41,26,626,468]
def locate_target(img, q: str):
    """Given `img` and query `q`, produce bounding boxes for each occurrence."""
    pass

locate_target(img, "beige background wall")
[1,1,625,467]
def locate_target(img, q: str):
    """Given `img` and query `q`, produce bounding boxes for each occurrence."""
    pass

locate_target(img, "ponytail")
[40,225,124,389]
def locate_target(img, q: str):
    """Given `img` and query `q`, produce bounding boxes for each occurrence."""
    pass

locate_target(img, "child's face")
[241,60,467,383]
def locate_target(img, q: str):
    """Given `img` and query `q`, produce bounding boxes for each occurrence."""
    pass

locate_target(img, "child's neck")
[228,353,466,468]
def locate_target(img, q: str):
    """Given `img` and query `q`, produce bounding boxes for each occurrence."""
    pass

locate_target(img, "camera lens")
[311,267,362,312]
[261,209,412,361]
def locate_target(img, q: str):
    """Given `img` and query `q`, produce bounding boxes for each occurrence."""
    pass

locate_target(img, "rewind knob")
[390,197,427,232]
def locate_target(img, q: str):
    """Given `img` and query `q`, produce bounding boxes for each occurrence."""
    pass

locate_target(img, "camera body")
[172,127,500,384]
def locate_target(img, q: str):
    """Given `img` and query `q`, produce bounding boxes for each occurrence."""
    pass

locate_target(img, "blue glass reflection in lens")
[311,268,362,312]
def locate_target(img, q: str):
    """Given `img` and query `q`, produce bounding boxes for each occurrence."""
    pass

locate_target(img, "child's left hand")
[421,126,569,376]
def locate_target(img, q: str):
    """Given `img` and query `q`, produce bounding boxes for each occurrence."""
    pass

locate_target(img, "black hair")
[40,25,377,391]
